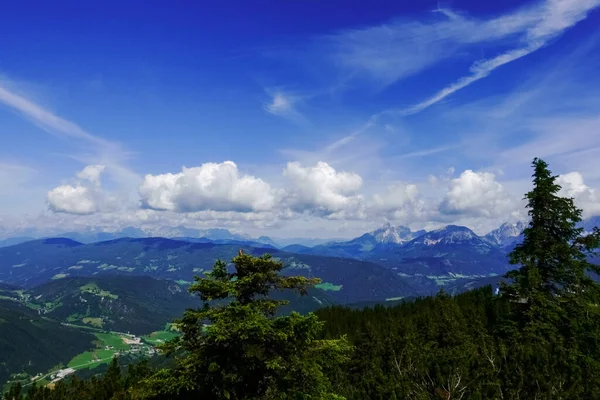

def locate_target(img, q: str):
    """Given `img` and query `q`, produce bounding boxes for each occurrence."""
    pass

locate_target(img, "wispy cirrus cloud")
[0,77,140,189]
[326,0,600,115]
[399,0,600,115]
[263,88,306,123]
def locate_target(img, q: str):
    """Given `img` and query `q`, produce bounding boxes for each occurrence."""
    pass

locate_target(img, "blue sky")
[1,0,600,239]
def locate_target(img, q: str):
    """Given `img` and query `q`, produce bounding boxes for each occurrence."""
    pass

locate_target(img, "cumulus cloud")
[557,171,600,216]
[440,170,516,218]
[370,183,428,221]
[47,185,102,215]
[47,164,116,215]
[138,161,278,213]
[76,165,106,186]
[283,161,364,217]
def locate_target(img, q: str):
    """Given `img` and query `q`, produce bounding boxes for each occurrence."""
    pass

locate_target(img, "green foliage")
[135,253,352,399]
[0,300,96,387]
[27,276,198,334]
[499,157,600,397]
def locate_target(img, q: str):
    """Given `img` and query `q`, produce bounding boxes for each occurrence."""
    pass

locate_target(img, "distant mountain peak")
[484,221,526,246]
[370,223,424,244]
[411,225,480,246]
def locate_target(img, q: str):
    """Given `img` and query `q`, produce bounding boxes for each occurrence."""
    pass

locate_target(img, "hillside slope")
[0,238,420,303]
[0,299,95,385]
[28,276,197,334]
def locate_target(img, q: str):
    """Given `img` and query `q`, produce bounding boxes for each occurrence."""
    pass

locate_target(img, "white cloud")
[557,171,600,217]
[76,165,106,186]
[263,89,305,122]
[47,185,102,215]
[138,161,278,213]
[370,183,428,222]
[47,164,117,215]
[440,170,517,218]
[282,161,365,217]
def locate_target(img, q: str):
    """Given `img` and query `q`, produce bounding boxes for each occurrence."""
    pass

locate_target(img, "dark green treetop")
[504,158,600,307]
[135,252,352,400]
[501,157,600,397]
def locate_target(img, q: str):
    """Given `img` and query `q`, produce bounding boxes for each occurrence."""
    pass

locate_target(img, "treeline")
[4,158,600,399]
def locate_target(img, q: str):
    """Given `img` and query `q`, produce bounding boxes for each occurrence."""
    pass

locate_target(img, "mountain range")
[0,237,419,303]
[0,226,337,248]
[1,217,598,303]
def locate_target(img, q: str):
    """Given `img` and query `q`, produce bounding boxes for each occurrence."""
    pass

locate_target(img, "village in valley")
[6,328,168,391]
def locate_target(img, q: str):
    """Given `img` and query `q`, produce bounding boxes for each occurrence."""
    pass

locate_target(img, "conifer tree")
[134,253,352,399]
[503,158,600,318]
[501,157,600,397]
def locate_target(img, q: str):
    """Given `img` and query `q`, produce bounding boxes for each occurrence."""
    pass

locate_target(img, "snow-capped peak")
[484,221,526,246]
[370,223,422,244]
[411,225,480,246]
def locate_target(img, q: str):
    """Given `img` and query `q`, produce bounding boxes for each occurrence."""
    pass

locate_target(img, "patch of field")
[425,275,461,286]
[285,259,312,271]
[95,332,130,350]
[175,279,192,285]
[142,330,178,345]
[386,296,404,301]
[166,267,177,272]
[67,313,83,322]
[97,263,118,270]
[67,351,95,367]
[44,301,62,311]
[78,260,99,264]
[51,273,68,280]
[192,268,203,273]
[82,317,103,328]
[25,302,41,310]
[11,263,26,268]
[67,350,116,371]
[315,282,343,291]
[117,266,135,272]
[144,265,158,272]
[68,265,83,270]
[79,283,118,299]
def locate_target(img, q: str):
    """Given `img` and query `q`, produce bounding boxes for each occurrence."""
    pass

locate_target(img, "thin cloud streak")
[0,78,140,188]
[0,83,107,146]
[397,0,600,115]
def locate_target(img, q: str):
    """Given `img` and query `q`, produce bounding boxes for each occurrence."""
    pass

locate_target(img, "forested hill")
[0,299,95,386]
[0,238,423,303]
[26,276,198,335]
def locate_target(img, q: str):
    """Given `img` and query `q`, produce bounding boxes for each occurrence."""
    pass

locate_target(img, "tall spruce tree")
[501,157,600,397]
[503,158,600,316]
[134,253,351,400]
